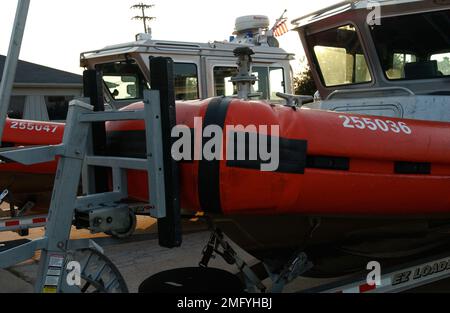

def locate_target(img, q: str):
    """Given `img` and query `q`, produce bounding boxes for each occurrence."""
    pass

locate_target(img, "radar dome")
[234,15,270,34]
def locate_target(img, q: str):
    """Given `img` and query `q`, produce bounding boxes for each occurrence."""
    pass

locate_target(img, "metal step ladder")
[0,57,181,293]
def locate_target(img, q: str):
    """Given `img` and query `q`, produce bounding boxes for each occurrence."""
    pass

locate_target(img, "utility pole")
[0,0,31,144]
[131,2,156,34]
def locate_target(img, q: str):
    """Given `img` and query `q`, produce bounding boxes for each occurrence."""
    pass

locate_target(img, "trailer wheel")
[108,210,137,239]
[67,248,129,293]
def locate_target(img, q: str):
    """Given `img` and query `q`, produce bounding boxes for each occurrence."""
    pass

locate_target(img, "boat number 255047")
[339,115,412,135]
[10,121,58,133]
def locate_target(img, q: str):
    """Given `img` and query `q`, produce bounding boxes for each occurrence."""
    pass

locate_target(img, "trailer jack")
[199,228,313,293]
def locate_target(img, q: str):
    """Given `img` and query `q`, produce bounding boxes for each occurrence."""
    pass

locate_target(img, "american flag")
[273,19,289,37]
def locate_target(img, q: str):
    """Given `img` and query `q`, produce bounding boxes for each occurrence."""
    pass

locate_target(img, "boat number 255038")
[339,115,412,135]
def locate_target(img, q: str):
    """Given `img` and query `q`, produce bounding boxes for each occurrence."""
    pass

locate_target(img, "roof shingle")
[0,55,82,85]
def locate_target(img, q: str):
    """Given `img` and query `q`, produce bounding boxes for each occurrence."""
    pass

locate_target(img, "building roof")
[0,55,82,86]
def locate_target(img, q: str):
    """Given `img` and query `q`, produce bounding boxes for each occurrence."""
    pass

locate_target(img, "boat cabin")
[80,15,295,109]
[294,0,450,122]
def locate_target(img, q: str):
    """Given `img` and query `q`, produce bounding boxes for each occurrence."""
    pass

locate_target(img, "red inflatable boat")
[106,98,450,268]
[0,119,63,214]
[2,97,450,273]
[107,98,450,216]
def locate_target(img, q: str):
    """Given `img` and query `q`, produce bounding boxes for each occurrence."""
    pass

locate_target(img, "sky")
[0,0,340,75]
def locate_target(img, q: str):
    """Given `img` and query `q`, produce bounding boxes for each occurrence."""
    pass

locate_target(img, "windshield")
[370,10,450,80]
[98,60,149,101]
[307,24,372,87]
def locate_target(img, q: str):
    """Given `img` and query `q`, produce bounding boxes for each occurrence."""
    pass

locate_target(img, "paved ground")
[0,212,338,293]
[3,231,235,293]
[2,212,450,293]
[0,215,214,293]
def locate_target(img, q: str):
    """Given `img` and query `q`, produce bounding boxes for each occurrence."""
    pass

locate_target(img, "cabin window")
[370,10,450,80]
[213,67,238,97]
[173,63,199,100]
[8,96,26,119]
[308,24,372,87]
[213,65,285,100]
[99,60,148,101]
[253,67,286,100]
[252,67,270,99]
[269,67,286,100]
[386,53,417,80]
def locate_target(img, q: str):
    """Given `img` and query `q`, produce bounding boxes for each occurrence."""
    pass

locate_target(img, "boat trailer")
[2,0,450,294]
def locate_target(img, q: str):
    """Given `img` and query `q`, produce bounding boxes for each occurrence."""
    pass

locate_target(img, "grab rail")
[326,87,415,100]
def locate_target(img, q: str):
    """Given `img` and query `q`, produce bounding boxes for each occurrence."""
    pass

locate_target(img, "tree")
[293,66,317,96]
[438,57,450,75]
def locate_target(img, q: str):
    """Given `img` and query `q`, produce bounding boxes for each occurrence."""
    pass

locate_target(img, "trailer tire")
[68,248,129,293]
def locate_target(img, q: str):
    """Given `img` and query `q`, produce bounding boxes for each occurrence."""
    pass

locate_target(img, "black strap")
[306,155,350,171]
[198,97,232,214]
[395,162,431,175]
[226,133,308,174]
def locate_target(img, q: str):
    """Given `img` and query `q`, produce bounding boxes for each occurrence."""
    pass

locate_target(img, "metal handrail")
[291,0,358,26]
[326,86,415,100]
[80,41,295,61]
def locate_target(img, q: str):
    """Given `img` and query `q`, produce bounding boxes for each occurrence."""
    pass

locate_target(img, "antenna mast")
[131,2,156,34]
